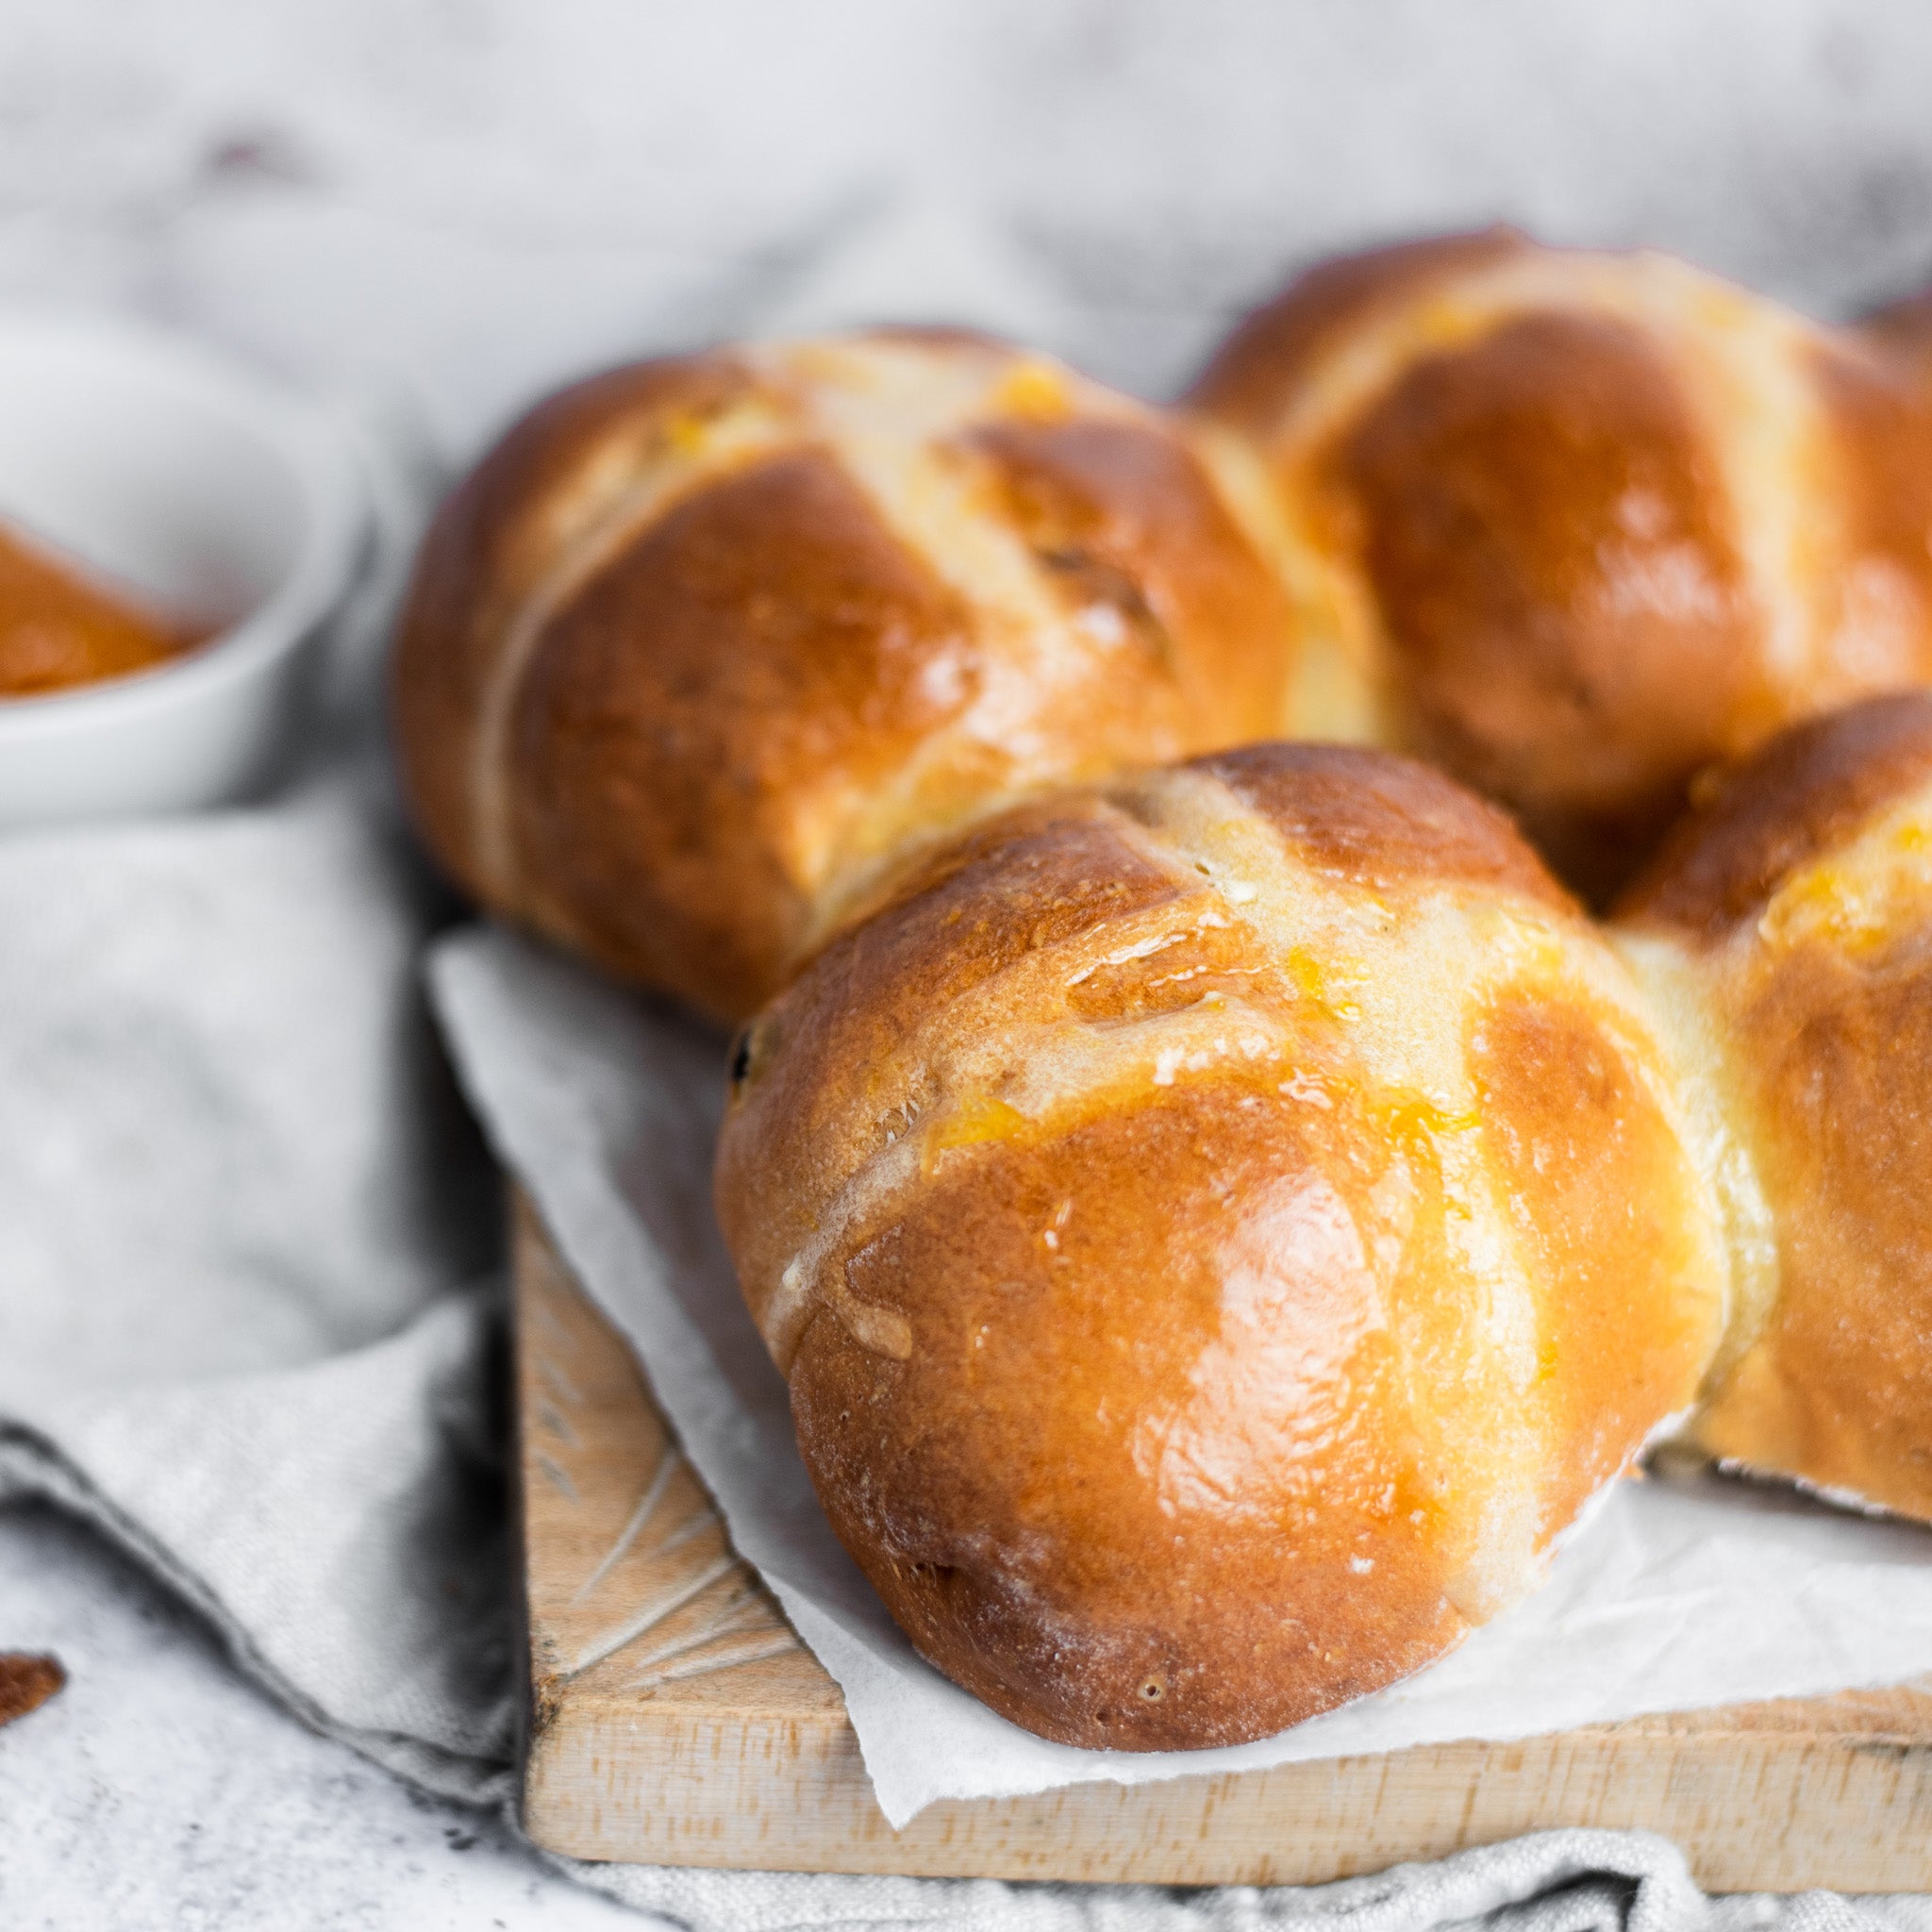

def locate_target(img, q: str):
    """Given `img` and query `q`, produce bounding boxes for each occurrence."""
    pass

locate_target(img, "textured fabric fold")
[2,1290,515,1801]
[0,774,511,1800]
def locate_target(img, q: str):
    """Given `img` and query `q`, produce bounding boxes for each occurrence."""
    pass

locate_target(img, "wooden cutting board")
[510,1190,1932,1890]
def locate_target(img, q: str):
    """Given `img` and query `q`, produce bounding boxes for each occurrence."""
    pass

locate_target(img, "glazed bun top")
[1613,693,1932,1520]
[1616,686,1932,942]
[392,328,1296,1023]
[1190,228,1932,901]
[716,740,1727,1749]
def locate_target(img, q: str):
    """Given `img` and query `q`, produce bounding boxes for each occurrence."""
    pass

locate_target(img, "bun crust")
[1617,689,1932,939]
[1615,694,1932,1520]
[393,334,1295,1022]
[717,742,1725,1749]
[1189,227,1534,428]
[1191,234,1932,900]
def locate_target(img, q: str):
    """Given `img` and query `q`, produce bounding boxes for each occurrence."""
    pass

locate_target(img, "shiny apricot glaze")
[717,743,1728,1750]
[0,521,199,698]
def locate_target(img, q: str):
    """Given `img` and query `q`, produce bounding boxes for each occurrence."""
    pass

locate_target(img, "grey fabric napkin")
[0,773,513,1803]
[558,1827,1932,1930]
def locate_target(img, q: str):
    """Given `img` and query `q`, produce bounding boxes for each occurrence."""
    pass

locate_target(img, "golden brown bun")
[716,741,1726,1750]
[1190,231,1932,902]
[391,331,1296,1024]
[1614,693,1932,1521]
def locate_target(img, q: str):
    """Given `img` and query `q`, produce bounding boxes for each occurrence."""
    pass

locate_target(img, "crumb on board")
[0,1653,67,1727]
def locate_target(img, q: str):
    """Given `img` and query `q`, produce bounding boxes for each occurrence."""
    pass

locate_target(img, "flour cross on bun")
[717,741,1727,1750]
[1190,229,1932,901]
[393,330,1296,1023]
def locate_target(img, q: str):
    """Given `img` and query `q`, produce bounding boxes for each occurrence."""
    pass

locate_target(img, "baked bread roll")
[1615,692,1932,1521]
[391,330,1295,1023]
[715,740,1728,1749]
[1189,230,1932,900]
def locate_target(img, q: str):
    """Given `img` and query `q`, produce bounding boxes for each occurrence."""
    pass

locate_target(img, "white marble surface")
[8,4,1932,1923]
[5,1,1932,450]
[0,1506,643,1929]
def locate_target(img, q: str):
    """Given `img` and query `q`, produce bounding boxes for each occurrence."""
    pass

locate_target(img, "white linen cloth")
[0,772,515,1804]
[4,203,1932,1929]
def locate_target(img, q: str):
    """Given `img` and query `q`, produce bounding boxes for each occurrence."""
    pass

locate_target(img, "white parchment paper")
[430,924,1932,1831]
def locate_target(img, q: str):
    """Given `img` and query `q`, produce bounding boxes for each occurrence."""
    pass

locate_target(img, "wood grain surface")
[511,1191,1932,1890]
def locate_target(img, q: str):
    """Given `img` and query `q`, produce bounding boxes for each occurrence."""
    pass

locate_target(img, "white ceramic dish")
[0,312,367,827]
